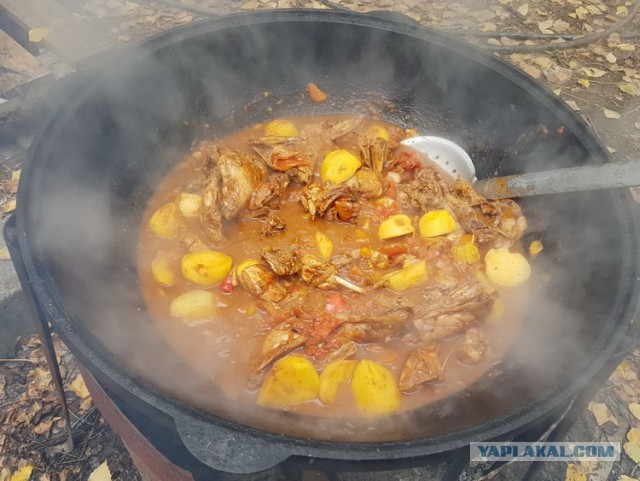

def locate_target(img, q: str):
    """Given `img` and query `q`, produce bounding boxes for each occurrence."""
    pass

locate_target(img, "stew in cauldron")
[138,114,536,419]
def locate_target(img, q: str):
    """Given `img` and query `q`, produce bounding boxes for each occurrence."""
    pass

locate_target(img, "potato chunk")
[351,360,401,417]
[484,247,531,287]
[235,259,261,277]
[419,209,457,238]
[169,289,215,319]
[178,193,202,217]
[386,260,428,292]
[257,355,320,408]
[182,251,233,287]
[319,359,357,405]
[366,125,390,141]
[529,240,543,259]
[320,150,362,183]
[452,235,480,264]
[148,202,185,238]
[314,231,334,259]
[378,214,415,240]
[151,251,176,286]
[264,119,298,137]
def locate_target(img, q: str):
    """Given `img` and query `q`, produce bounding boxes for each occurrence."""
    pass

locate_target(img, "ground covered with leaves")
[0,335,140,481]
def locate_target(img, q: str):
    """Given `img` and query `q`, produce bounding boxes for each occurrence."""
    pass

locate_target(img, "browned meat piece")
[248,172,290,210]
[261,247,303,276]
[249,323,307,387]
[399,345,441,392]
[299,182,357,220]
[300,254,337,287]
[177,232,210,253]
[457,328,489,365]
[246,207,287,238]
[411,280,497,343]
[200,159,225,244]
[215,145,267,219]
[330,196,361,222]
[396,167,449,213]
[358,135,389,173]
[315,341,358,369]
[250,137,315,184]
[346,168,388,199]
[238,264,287,302]
[326,116,364,140]
[445,179,527,244]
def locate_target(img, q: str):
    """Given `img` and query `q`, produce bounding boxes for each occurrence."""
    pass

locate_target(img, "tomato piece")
[380,244,408,257]
[384,181,397,199]
[334,197,359,222]
[325,293,349,314]
[219,274,234,293]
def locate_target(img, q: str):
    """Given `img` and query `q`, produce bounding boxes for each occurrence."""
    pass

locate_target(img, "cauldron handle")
[172,411,292,474]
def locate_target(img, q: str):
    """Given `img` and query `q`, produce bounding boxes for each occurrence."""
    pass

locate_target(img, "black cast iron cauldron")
[8,9,640,475]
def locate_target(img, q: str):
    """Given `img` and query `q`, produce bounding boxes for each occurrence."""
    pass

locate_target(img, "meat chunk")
[345,168,388,199]
[445,179,527,244]
[299,182,358,220]
[250,137,315,184]
[457,328,489,365]
[411,280,497,343]
[200,159,225,244]
[325,116,364,140]
[300,254,336,288]
[238,264,287,302]
[261,247,303,276]
[249,323,307,387]
[248,172,290,210]
[399,345,441,392]
[396,167,449,213]
[358,135,389,173]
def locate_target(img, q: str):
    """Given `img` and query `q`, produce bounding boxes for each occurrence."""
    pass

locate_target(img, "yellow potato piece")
[320,150,362,183]
[386,260,428,292]
[169,289,216,319]
[264,119,298,137]
[484,247,531,287]
[419,210,457,238]
[529,240,544,259]
[378,214,415,240]
[315,231,334,259]
[178,192,202,217]
[151,251,176,286]
[182,251,233,286]
[366,125,390,141]
[319,359,357,405]
[452,239,480,264]
[351,359,401,417]
[257,355,320,408]
[236,259,261,277]
[148,202,185,238]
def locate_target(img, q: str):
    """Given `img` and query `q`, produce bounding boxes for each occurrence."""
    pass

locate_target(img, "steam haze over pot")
[14,11,640,468]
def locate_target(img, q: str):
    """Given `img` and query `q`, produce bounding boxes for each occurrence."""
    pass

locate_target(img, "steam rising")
[25,11,637,448]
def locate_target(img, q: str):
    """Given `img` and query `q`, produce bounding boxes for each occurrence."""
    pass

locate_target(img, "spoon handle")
[474,161,640,199]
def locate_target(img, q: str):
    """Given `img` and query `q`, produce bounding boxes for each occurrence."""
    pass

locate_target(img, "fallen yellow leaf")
[517,3,529,16]
[627,427,640,444]
[578,79,590,88]
[607,146,617,154]
[588,402,619,426]
[0,247,10,261]
[617,6,629,15]
[619,475,640,481]
[565,100,581,111]
[619,84,637,96]
[606,52,617,64]
[604,108,622,119]
[582,67,607,78]
[565,463,587,481]
[2,199,16,214]
[629,402,640,420]
[10,466,33,481]
[617,43,636,52]
[28,28,52,43]
[69,374,90,399]
[88,461,112,481]
[624,442,640,464]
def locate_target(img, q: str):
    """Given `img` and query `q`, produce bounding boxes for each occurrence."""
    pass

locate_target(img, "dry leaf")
[69,374,90,399]
[589,402,619,426]
[614,359,639,381]
[619,84,636,96]
[533,56,552,69]
[575,6,588,19]
[517,3,529,16]
[553,88,562,95]
[565,100,580,111]
[624,442,640,464]
[498,0,512,4]
[565,463,587,481]
[3,200,16,214]
[88,461,112,481]
[582,67,607,78]
[481,23,498,32]
[619,476,640,481]
[628,427,640,444]
[569,60,579,69]
[617,43,636,52]
[0,248,10,261]
[578,79,590,88]
[29,28,52,43]
[1,468,11,481]
[629,402,640,419]
[552,19,570,33]
[606,52,617,63]
[607,146,616,154]
[10,466,33,481]
[33,419,54,435]
[521,64,541,79]
[604,108,621,119]
[617,6,629,16]
[538,19,554,33]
